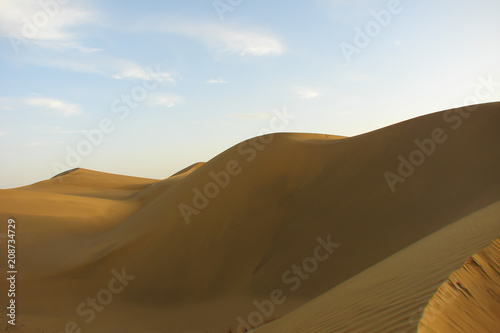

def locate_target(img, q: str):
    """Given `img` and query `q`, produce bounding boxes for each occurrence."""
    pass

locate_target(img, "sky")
[1,0,499,188]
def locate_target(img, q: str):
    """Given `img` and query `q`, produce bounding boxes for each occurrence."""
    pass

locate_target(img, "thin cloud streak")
[24,97,82,117]
[0,96,82,117]
[139,19,285,56]
[294,87,321,99]
[34,56,176,82]
[207,78,228,84]
[147,93,183,108]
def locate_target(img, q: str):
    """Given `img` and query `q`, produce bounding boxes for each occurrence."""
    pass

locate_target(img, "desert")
[1,103,499,332]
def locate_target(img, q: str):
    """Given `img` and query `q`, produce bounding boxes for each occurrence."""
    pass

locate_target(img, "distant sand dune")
[0,103,499,332]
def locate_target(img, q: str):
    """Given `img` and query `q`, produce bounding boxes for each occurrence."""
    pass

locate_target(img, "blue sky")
[1,0,499,188]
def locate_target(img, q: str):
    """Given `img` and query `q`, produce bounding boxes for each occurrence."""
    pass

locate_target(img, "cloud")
[145,20,284,56]
[147,93,183,108]
[0,131,7,137]
[0,2,175,82]
[294,87,321,99]
[34,56,176,82]
[24,97,82,117]
[110,63,175,82]
[0,0,97,50]
[207,78,228,84]
[1,96,80,115]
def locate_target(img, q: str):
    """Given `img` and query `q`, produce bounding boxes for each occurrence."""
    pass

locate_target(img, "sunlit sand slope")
[418,238,500,333]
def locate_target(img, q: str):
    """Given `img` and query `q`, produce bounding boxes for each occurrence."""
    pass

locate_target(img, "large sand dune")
[0,102,499,332]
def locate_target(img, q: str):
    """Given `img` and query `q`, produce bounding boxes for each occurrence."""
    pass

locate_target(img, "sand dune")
[0,102,499,332]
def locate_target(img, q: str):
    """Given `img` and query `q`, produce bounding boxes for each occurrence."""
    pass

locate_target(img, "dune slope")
[252,200,500,333]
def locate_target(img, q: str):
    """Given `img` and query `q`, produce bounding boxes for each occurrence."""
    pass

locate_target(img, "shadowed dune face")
[418,238,500,333]
[0,103,499,332]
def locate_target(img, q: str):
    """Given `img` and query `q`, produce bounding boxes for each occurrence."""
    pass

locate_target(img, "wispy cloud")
[1,96,82,117]
[207,78,228,84]
[24,97,82,117]
[0,2,175,82]
[294,87,321,99]
[35,56,176,82]
[0,0,97,50]
[142,20,284,56]
[147,93,183,108]
[3,96,81,116]
[111,63,175,82]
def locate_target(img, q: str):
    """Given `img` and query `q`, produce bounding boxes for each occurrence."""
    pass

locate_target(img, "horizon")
[1,0,500,188]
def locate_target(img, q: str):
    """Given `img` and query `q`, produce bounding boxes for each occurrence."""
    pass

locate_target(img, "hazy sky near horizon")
[1,0,500,188]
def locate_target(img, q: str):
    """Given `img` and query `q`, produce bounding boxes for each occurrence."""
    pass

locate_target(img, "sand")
[252,202,500,333]
[418,237,500,333]
[0,102,499,332]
